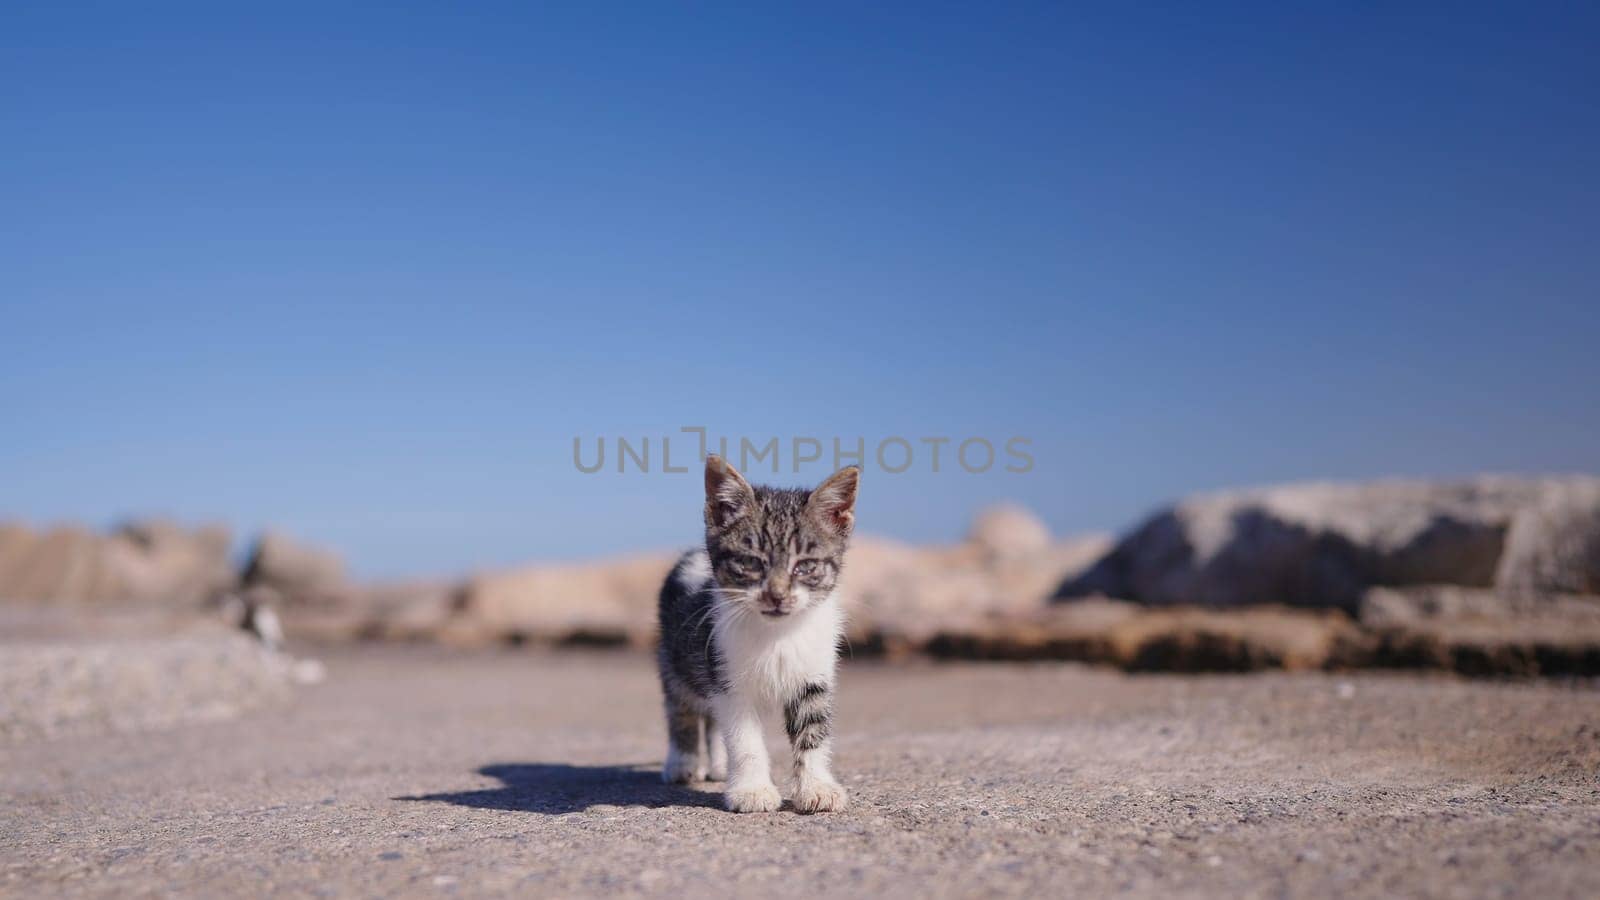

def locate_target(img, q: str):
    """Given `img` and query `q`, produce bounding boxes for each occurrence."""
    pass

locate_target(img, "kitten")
[656,455,859,813]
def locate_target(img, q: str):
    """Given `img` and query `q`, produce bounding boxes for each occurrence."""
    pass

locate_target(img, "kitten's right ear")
[704,455,755,529]
[807,465,860,536]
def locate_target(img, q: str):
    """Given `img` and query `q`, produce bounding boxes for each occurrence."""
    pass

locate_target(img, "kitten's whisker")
[684,601,719,636]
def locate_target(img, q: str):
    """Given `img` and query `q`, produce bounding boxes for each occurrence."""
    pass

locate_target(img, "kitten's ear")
[704,455,755,529]
[807,466,860,536]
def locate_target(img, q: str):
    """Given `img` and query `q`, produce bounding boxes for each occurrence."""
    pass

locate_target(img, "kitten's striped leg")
[661,695,705,784]
[786,682,847,813]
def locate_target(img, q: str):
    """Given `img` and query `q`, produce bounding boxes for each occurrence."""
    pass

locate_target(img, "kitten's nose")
[759,592,788,616]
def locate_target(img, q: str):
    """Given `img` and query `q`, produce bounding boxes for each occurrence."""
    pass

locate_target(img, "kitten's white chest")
[717,597,842,702]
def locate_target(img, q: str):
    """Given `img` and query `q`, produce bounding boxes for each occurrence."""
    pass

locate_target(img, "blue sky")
[4,3,1597,578]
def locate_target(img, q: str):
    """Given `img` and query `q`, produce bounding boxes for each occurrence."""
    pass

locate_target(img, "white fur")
[677,550,714,593]
[704,719,728,780]
[713,589,842,703]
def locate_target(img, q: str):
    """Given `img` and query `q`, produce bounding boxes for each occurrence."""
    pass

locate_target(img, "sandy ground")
[3,646,1599,899]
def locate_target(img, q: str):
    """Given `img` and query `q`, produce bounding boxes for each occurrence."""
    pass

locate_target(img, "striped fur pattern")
[785,682,832,754]
[655,456,859,813]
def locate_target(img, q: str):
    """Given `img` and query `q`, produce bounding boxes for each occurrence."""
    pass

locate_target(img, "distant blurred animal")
[219,586,285,652]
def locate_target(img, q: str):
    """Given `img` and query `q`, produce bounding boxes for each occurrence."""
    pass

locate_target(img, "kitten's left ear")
[807,466,860,536]
[705,455,756,529]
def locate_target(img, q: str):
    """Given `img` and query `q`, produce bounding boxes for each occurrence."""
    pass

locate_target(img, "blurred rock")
[1360,584,1507,626]
[843,528,1111,656]
[924,592,1600,676]
[107,519,236,604]
[454,553,677,647]
[967,504,1053,561]
[1495,479,1600,595]
[1056,476,1600,612]
[254,579,461,645]
[0,519,234,606]
[241,531,347,602]
[1357,584,1600,628]
[1362,615,1600,677]
[1106,605,1367,672]
[0,525,104,601]
[353,581,462,642]
[1356,584,1600,676]
[925,600,1365,672]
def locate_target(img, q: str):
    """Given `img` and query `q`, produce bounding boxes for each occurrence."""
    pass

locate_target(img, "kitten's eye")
[726,555,765,580]
[793,560,823,581]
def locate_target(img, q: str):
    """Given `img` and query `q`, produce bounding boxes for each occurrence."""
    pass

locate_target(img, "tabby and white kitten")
[656,455,859,813]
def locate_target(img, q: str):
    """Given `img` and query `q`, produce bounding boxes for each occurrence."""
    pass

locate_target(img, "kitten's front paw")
[662,752,704,784]
[704,762,727,782]
[793,779,849,814]
[724,783,782,813]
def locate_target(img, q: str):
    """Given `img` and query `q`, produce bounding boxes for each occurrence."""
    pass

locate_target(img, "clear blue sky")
[4,3,1597,578]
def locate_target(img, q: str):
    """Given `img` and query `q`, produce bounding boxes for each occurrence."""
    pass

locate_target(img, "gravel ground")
[3,646,1599,898]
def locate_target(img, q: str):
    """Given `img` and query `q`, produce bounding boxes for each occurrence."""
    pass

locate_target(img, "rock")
[1362,615,1600,677]
[926,601,1365,672]
[922,597,1137,662]
[967,504,1052,561]
[1056,476,1600,612]
[1358,584,1600,628]
[0,519,235,606]
[104,519,237,604]
[241,531,347,603]
[842,530,1111,656]
[0,525,107,602]
[1356,584,1600,676]
[247,578,460,644]
[1495,479,1600,595]
[1107,605,1367,672]
[1359,585,1515,626]
[0,522,31,577]
[455,553,677,647]
[347,581,461,642]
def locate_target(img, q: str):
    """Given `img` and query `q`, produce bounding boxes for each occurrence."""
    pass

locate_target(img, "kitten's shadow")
[396,763,723,814]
